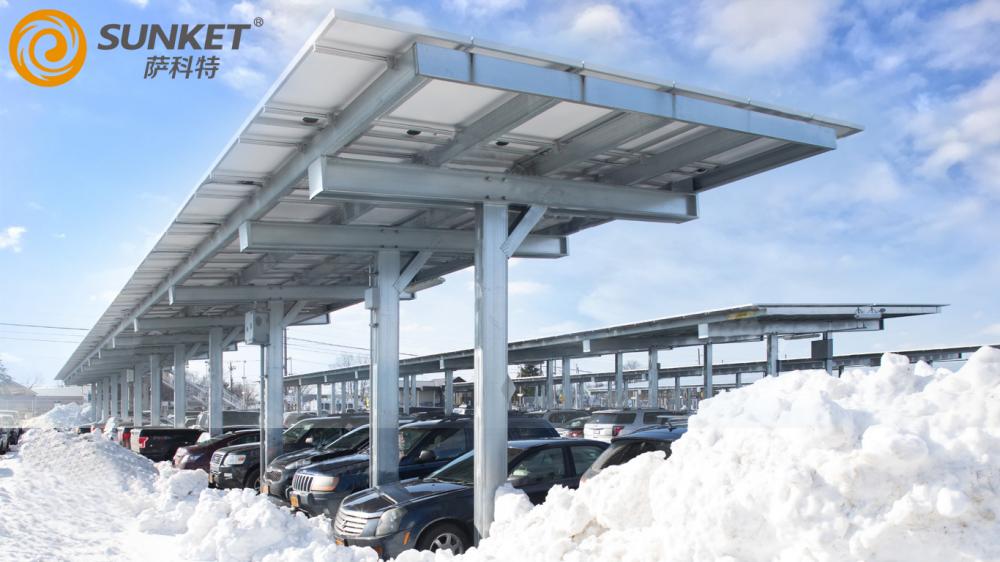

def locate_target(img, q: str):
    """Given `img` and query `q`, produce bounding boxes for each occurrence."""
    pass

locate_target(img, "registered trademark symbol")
[253,17,264,27]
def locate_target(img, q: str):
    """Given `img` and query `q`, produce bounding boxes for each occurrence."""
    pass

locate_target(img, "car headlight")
[376,507,406,536]
[223,453,247,466]
[286,459,310,470]
[310,475,339,492]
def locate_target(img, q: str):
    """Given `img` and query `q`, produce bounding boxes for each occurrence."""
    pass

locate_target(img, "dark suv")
[288,415,558,519]
[332,438,607,558]
[580,426,686,483]
[263,424,373,501]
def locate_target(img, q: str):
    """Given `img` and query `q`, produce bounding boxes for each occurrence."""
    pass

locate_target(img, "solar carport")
[56,11,861,539]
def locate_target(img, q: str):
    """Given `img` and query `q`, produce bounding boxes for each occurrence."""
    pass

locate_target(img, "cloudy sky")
[0,0,998,387]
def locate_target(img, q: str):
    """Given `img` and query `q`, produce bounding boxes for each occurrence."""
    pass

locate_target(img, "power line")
[287,336,419,357]
[0,322,89,331]
[0,336,82,344]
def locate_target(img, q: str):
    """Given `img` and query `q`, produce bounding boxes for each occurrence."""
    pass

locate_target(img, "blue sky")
[0,0,998,387]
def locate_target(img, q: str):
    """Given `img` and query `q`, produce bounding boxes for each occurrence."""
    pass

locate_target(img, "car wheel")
[244,469,261,491]
[417,522,468,554]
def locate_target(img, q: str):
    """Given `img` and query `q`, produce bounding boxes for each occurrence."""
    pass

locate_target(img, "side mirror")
[417,449,437,463]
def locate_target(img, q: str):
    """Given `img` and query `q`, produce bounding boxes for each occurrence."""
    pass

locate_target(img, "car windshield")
[398,427,456,458]
[283,419,319,443]
[323,426,368,451]
[593,412,636,424]
[429,448,524,485]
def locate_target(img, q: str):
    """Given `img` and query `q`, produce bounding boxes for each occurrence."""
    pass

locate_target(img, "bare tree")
[623,359,642,371]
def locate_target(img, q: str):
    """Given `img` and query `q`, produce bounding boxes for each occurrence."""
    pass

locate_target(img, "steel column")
[735,371,743,387]
[117,371,126,419]
[545,360,555,409]
[561,357,572,409]
[766,334,780,376]
[823,333,834,374]
[132,361,144,426]
[295,385,303,411]
[673,375,681,409]
[149,355,161,425]
[703,343,713,402]
[208,326,224,437]
[328,383,336,414]
[444,370,454,413]
[614,353,624,407]
[648,349,659,408]
[402,374,411,414]
[264,299,286,467]
[341,381,349,412]
[371,249,401,486]
[473,202,509,542]
[173,344,187,428]
[315,383,322,414]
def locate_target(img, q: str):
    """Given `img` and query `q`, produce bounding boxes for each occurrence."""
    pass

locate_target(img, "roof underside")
[283,303,941,386]
[60,11,862,385]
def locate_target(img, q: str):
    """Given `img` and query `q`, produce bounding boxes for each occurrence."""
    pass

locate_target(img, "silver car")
[583,409,670,442]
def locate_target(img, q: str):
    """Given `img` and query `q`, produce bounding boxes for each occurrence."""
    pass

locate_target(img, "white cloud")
[923,0,1000,70]
[569,4,629,42]
[0,226,26,252]
[985,323,1000,337]
[906,72,1000,195]
[694,0,840,70]
[509,281,548,296]
[445,0,524,18]
[124,0,149,7]
[0,1,8,9]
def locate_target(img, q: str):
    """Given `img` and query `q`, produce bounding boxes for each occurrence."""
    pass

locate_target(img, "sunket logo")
[8,9,87,87]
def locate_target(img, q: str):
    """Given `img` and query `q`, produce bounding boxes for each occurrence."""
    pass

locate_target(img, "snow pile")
[23,401,94,429]
[399,348,1000,562]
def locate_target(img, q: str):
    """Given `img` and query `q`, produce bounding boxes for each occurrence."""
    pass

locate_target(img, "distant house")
[0,384,84,419]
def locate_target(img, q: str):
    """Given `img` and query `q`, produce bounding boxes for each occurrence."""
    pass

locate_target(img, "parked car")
[194,410,260,429]
[129,427,204,462]
[0,415,12,454]
[581,426,687,483]
[528,409,590,430]
[283,411,318,427]
[263,424,374,501]
[209,415,366,490]
[583,409,672,442]
[332,438,607,557]
[195,425,259,443]
[174,429,260,471]
[560,416,591,438]
[288,415,559,519]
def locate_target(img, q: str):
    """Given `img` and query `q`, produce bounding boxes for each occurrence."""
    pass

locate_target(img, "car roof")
[401,414,552,429]
[612,426,687,442]
[508,438,605,448]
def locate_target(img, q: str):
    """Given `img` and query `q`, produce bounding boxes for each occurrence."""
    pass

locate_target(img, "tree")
[623,359,642,371]
[516,363,542,378]
[0,358,11,385]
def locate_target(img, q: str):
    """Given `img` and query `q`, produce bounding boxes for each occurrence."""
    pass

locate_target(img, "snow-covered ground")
[1,348,997,561]
[22,401,94,430]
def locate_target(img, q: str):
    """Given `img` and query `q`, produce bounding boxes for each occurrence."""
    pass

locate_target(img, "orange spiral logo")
[8,9,87,87]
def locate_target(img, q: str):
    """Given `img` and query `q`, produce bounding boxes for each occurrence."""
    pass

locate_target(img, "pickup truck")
[130,427,203,462]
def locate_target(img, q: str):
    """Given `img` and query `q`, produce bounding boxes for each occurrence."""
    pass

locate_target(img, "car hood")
[218,442,260,456]
[299,453,370,476]
[342,479,470,513]
[271,445,359,469]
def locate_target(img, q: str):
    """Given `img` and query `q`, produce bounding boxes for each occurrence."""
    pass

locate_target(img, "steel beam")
[239,220,567,259]
[134,316,245,331]
[420,94,556,167]
[766,334,780,377]
[309,158,697,223]
[614,352,624,407]
[561,357,572,410]
[413,43,838,149]
[527,112,666,176]
[173,344,186,428]
[444,370,454,413]
[703,343,713,401]
[648,349,659,408]
[208,327,224,437]
[370,250,401,487]
[150,355,161,426]
[169,285,367,305]
[605,130,754,185]
[473,203,509,542]
[263,300,286,469]
[545,360,555,410]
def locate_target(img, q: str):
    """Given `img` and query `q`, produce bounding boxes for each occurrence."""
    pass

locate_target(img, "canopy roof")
[60,11,861,385]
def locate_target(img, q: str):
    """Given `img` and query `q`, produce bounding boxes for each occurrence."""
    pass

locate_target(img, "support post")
[112,373,121,419]
[208,326,224,437]
[560,357,572,410]
[371,249,401,486]
[264,299,286,467]
[444,370,454,413]
[328,383,336,414]
[648,349,659,409]
[703,343,713,403]
[736,371,743,387]
[614,353,624,408]
[295,385,303,411]
[673,374,681,409]
[342,381,349,412]
[149,354,161,426]
[822,332,834,374]
[173,344,187,428]
[766,334,780,377]
[315,383,322,414]
[545,360,555,410]
[133,361,144,426]
[473,202,509,542]
[411,375,419,408]
[402,374,411,415]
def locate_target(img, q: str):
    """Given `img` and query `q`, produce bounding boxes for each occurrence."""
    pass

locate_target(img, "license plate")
[261,485,269,495]
[290,494,300,508]
[335,538,345,546]
[208,474,215,484]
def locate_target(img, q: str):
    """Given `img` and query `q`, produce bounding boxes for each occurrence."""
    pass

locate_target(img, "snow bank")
[23,401,94,429]
[399,348,1000,562]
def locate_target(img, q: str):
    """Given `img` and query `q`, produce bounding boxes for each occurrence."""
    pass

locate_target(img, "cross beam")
[238,220,568,258]
[168,285,368,305]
